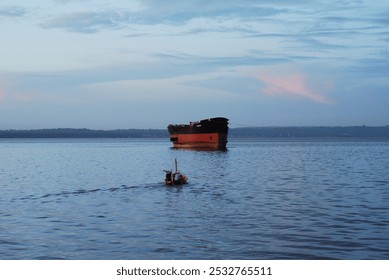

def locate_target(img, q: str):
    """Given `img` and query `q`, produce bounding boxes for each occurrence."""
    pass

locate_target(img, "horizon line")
[1,124,389,131]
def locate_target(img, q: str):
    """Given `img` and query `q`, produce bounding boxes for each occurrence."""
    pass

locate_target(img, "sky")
[0,0,388,129]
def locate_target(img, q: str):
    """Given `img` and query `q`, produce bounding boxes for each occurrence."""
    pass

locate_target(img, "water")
[1,138,389,260]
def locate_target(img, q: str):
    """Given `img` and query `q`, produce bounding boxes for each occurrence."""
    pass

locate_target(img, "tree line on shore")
[1,126,389,138]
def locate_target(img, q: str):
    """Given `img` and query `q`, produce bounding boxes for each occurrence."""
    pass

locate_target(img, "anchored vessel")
[168,117,229,150]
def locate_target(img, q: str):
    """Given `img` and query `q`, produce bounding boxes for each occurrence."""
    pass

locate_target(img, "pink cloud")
[257,71,330,104]
[0,87,39,103]
[0,88,6,101]
[14,92,36,102]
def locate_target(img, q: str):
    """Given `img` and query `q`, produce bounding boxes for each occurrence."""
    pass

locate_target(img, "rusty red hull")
[168,117,228,150]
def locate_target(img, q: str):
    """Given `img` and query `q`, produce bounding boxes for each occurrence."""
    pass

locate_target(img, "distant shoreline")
[1,126,389,138]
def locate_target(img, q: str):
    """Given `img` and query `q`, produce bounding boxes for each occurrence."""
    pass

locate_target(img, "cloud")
[41,11,131,33]
[83,72,233,104]
[0,88,6,101]
[255,69,330,104]
[53,0,90,3]
[41,1,286,33]
[39,0,388,61]
[0,6,26,17]
[139,0,285,21]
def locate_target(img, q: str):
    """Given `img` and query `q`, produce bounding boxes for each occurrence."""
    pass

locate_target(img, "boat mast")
[175,158,178,173]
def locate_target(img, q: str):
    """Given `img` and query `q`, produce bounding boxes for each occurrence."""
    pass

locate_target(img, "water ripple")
[1,139,389,259]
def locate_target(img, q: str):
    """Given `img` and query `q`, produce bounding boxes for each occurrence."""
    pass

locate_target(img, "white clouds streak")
[41,11,131,33]
[53,0,90,3]
[0,6,26,17]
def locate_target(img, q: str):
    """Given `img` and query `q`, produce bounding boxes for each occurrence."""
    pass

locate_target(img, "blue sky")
[0,0,388,129]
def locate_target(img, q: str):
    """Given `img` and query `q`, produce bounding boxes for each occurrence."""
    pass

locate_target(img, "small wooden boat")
[164,158,188,186]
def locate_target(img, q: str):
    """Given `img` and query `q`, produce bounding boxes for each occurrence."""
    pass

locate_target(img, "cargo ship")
[168,117,229,150]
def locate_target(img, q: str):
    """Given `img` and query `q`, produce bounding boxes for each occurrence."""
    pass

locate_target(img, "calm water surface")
[1,138,389,259]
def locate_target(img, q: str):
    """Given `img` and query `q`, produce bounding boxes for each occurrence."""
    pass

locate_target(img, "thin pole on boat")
[175,158,178,173]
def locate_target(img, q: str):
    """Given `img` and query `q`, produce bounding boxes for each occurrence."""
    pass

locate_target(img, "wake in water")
[13,183,164,203]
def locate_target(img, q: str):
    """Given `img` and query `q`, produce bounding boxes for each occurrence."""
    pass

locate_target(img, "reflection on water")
[1,139,389,259]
